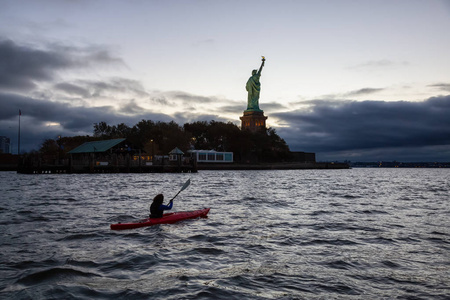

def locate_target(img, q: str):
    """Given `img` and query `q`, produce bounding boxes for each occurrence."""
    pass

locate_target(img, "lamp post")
[151,139,154,164]
[57,135,61,165]
[18,110,21,155]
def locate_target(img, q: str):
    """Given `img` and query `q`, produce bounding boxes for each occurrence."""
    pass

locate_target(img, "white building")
[188,150,233,163]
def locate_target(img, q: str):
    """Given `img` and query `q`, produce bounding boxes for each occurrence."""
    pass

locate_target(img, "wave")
[16,267,101,286]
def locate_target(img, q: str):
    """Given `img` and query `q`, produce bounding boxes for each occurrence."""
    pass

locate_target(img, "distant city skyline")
[0,0,449,161]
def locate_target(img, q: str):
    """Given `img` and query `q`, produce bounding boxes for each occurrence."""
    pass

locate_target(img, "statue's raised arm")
[258,56,265,75]
[245,56,266,112]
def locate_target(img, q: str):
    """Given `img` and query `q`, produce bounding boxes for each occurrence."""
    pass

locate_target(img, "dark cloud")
[148,95,170,106]
[171,91,214,103]
[85,78,148,97]
[345,88,384,96]
[145,91,219,108]
[146,91,218,110]
[312,145,450,162]
[0,92,172,153]
[428,83,450,92]
[54,82,91,98]
[119,99,145,115]
[274,95,450,161]
[261,102,288,112]
[0,39,71,90]
[86,50,124,65]
[53,78,149,102]
[0,38,124,92]
[0,92,113,131]
[216,105,245,114]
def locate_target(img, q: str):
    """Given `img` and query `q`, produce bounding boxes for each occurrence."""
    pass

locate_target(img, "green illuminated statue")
[246,56,265,112]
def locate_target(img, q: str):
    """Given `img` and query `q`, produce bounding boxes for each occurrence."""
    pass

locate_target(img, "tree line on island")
[38,120,292,163]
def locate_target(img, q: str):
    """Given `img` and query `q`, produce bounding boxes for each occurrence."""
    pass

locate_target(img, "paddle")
[169,179,191,202]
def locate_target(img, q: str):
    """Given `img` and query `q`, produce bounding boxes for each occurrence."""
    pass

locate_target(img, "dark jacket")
[150,201,173,218]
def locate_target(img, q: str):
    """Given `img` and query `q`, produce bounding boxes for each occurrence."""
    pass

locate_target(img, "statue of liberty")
[246,56,265,112]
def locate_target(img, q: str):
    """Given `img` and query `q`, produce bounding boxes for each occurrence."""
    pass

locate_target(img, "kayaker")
[149,194,173,218]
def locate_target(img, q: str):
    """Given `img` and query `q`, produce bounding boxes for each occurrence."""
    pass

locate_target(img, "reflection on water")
[0,169,449,299]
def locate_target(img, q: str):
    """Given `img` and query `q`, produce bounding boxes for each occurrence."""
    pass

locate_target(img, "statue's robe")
[246,73,261,110]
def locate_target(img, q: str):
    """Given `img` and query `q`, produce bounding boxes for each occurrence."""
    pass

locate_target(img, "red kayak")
[110,208,210,230]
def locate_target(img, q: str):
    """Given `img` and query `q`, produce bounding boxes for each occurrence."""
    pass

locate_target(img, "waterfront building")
[0,136,11,154]
[188,150,233,163]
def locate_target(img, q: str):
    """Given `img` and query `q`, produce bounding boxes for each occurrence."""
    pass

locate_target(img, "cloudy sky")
[1,0,449,161]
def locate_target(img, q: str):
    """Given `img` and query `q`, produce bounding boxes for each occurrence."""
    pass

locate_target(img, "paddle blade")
[170,179,191,201]
[180,179,191,192]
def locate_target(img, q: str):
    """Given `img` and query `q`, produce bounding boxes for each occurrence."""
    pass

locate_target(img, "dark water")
[0,169,449,299]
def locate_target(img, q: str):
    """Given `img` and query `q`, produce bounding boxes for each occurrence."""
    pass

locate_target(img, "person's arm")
[160,200,173,211]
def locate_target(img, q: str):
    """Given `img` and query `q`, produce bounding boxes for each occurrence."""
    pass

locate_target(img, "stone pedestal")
[240,110,267,132]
